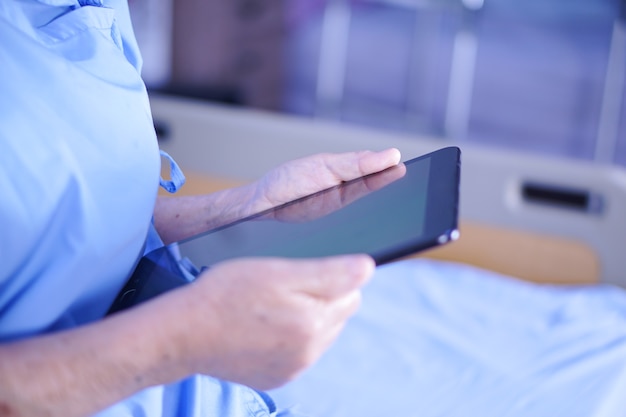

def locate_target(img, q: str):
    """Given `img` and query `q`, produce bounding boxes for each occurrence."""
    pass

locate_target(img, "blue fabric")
[159,150,187,194]
[0,0,159,340]
[270,259,626,417]
[93,376,277,417]
[0,1,277,416]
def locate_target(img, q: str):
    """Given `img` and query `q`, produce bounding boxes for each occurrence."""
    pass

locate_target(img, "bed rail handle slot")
[521,182,604,214]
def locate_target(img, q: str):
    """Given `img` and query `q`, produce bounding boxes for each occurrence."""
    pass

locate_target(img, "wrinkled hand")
[171,255,375,390]
[247,148,402,216]
[264,162,407,223]
[153,149,402,244]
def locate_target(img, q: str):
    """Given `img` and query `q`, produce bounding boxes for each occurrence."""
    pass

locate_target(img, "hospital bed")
[150,93,626,417]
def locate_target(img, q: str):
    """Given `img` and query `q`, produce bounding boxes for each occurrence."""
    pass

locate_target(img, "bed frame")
[150,94,626,288]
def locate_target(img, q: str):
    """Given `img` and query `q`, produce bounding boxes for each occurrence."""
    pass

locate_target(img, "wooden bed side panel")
[420,221,600,285]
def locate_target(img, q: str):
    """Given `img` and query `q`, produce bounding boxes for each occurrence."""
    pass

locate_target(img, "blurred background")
[129,0,626,167]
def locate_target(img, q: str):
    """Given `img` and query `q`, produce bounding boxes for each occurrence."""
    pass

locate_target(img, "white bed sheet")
[270,259,626,417]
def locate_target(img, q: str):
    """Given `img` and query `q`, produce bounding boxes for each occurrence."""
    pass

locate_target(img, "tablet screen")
[176,146,460,267]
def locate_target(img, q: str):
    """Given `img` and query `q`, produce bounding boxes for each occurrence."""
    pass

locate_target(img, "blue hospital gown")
[0,1,278,415]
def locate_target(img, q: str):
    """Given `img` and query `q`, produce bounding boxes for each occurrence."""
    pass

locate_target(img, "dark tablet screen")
[176,146,460,267]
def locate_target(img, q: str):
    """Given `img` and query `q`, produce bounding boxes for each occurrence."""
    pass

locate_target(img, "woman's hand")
[246,148,402,215]
[166,254,375,390]
[154,148,401,244]
[264,161,406,223]
[0,254,375,417]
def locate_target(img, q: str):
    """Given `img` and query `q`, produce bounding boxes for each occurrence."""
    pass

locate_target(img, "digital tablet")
[107,146,460,314]
[178,146,460,267]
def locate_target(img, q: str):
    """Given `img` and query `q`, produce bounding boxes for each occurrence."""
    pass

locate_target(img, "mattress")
[270,259,626,417]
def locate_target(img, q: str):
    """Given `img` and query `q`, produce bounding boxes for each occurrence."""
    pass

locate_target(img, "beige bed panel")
[152,94,626,287]
[421,222,599,285]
